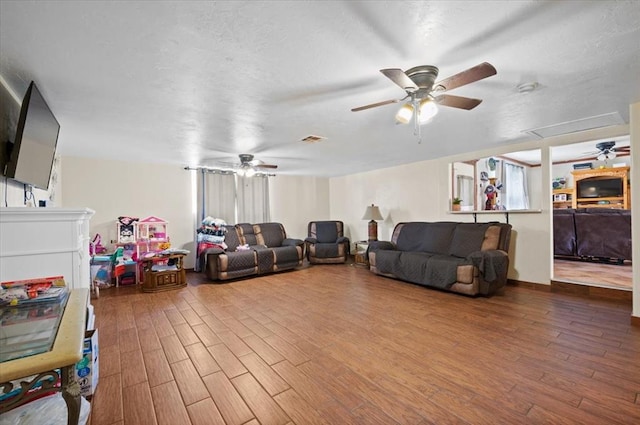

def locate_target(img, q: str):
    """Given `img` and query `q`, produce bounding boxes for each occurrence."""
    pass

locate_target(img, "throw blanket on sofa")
[314,243,340,258]
[468,250,509,283]
[376,251,461,290]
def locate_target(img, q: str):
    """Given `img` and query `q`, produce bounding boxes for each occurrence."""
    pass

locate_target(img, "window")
[503,162,529,210]
[456,175,474,208]
[196,170,270,225]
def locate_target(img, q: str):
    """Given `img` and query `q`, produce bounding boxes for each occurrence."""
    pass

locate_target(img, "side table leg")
[60,365,82,425]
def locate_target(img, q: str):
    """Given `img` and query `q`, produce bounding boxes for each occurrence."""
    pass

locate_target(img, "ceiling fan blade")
[351,99,400,112]
[255,164,278,169]
[433,62,497,93]
[435,94,483,110]
[380,68,418,92]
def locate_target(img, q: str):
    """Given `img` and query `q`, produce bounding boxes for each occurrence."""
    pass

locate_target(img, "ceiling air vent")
[300,135,326,143]
[523,112,625,139]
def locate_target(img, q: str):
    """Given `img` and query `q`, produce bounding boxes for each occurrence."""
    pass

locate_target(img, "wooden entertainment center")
[570,166,630,209]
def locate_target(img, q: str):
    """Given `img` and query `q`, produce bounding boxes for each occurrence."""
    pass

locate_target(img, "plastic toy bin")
[90,255,113,288]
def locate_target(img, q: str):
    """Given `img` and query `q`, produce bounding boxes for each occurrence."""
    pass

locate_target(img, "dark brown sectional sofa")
[368,221,512,296]
[553,208,632,262]
[203,222,304,281]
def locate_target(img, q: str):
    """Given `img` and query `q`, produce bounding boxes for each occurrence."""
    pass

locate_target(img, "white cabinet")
[0,207,95,289]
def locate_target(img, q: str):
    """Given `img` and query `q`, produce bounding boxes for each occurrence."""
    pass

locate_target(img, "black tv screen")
[577,178,623,198]
[5,81,60,190]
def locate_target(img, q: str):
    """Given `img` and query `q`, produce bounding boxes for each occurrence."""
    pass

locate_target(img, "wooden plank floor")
[554,258,632,290]
[89,265,639,425]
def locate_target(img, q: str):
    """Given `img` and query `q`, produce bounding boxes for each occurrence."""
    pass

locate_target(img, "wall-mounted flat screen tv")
[4,81,60,190]
[577,178,623,198]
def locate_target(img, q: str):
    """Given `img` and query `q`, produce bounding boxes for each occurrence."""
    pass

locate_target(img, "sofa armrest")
[336,236,350,244]
[467,250,509,282]
[204,247,225,256]
[368,241,395,252]
[203,247,226,280]
[283,238,304,247]
[304,237,318,244]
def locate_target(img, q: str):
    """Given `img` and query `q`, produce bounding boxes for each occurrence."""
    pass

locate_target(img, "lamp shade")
[362,204,383,221]
[395,104,413,124]
[418,99,438,123]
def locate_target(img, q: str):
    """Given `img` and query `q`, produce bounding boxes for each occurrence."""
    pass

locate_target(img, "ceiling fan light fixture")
[395,103,413,124]
[245,167,256,178]
[418,99,438,124]
[597,153,606,161]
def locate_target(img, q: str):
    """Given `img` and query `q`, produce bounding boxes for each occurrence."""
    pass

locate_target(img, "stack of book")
[0,276,70,362]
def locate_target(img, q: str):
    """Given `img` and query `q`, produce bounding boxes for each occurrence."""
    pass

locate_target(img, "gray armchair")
[305,221,350,264]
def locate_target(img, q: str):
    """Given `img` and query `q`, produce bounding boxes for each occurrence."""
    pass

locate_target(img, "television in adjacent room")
[576,177,623,199]
[3,81,60,190]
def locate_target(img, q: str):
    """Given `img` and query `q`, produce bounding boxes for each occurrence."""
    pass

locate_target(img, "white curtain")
[456,175,474,208]
[236,175,270,223]
[503,162,530,210]
[196,170,237,224]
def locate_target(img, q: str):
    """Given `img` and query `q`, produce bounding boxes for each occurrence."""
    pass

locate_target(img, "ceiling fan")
[582,141,630,161]
[218,154,278,177]
[352,62,497,131]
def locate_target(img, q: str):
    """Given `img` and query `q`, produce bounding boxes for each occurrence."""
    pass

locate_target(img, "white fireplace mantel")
[0,207,95,289]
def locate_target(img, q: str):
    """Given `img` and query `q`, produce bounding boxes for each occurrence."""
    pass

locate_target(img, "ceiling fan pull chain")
[413,98,422,144]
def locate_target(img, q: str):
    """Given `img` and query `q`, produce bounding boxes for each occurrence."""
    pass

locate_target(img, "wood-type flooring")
[88,265,639,425]
[554,258,632,290]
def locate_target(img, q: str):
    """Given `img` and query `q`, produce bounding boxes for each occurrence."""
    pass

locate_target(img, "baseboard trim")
[507,279,551,291]
[508,279,631,302]
[550,280,632,302]
[631,315,640,327]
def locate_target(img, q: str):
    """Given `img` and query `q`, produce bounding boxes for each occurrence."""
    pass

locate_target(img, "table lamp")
[362,204,383,241]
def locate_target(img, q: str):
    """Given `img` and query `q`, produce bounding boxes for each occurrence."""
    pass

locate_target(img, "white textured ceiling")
[1,1,639,177]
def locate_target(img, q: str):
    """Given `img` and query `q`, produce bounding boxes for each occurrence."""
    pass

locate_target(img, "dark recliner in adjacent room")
[305,221,350,264]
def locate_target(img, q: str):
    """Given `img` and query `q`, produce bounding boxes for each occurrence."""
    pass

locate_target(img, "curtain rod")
[183,166,275,177]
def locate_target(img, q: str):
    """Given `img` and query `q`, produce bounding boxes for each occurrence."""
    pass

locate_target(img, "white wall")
[60,157,197,266]
[269,175,330,239]
[0,157,62,207]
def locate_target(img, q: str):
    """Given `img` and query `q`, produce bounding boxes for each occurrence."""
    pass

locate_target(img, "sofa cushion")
[315,221,339,243]
[271,246,301,267]
[237,223,258,245]
[377,250,463,289]
[313,243,340,258]
[220,250,256,271]
[448,223,492,258]
[480,225,502,251]
[223,225,242,251]
[394,222,457,255]
[255,223,286,247]
[553,210,576,256]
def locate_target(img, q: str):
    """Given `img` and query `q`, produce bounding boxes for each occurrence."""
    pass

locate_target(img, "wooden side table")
[354,241,369,267]
[140,253,187,292]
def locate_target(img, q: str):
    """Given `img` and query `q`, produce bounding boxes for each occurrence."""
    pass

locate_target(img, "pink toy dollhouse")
[137,216,168,242]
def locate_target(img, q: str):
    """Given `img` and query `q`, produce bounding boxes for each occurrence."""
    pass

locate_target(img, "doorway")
[550,137,632,291]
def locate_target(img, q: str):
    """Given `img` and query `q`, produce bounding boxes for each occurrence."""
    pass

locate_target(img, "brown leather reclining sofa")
[553,208,632,262]
[202,223,304,281]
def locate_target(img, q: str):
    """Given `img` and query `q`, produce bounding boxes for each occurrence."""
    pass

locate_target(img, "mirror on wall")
[451,149,542,211]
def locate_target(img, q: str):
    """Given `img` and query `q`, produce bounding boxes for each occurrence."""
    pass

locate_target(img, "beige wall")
[60,157,198,266]
[269,175,330,239]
